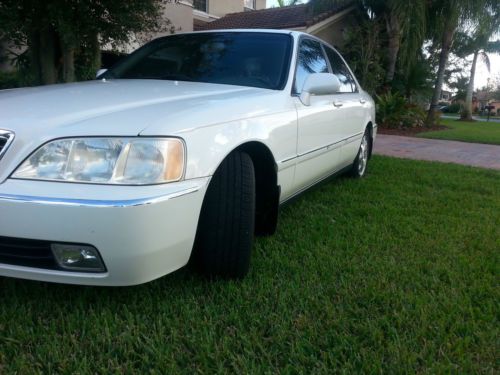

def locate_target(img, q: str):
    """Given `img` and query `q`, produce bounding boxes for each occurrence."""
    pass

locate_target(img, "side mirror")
[96,69,108,78]
[300,73,340,106]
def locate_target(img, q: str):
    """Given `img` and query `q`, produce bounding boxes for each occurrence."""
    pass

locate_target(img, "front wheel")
[191,151,256,279]
[349,131,371,178]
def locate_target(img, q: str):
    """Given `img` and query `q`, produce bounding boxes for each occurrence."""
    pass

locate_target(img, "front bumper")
[0,177,209,286]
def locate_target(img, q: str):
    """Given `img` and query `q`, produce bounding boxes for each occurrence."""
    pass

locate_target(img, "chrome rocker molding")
[278,131,364,166]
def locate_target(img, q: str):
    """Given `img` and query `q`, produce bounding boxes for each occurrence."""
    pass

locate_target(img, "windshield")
[102,32,293,90]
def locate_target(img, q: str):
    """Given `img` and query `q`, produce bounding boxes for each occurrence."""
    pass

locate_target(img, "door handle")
[333,101,344,108]
[359,98,367,104]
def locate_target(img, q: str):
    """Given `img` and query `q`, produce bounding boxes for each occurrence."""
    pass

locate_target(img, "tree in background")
[491,75,500,101]
[340,7,385,94]
[455,16,500,120]
[310,0,427,89]
[309,0,500,127]
[364,0,427,87]
[276,0,304,6]
[0,0,168,85]
[425,0,499,126]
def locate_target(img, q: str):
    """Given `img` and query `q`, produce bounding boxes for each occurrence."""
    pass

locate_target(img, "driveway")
[374,135,500,170]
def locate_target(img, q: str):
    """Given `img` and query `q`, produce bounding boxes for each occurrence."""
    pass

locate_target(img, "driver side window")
[293,39,329,94]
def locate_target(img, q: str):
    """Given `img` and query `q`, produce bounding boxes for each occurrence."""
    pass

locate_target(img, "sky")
[474,54,499,90]
[266,0,498,90]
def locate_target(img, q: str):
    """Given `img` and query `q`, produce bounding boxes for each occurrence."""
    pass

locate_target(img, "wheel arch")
[203,141,280,236]
[234,141,280,236]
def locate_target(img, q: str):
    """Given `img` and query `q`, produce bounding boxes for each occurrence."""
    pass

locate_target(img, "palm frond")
[479,51,491,72]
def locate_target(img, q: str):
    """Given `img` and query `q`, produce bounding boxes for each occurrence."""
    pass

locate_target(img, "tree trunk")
[89,32,101,73]
[461,50,478,121]
[28,30,42,85]
[39,27,58,84]
[425,20,456,127]
[62,44,76,82]
[385,12,401,85]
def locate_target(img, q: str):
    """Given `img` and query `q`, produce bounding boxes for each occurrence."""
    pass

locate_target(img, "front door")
[323,46,366,167]
[293,38,346,192]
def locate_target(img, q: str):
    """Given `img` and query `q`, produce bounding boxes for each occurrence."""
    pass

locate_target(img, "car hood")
[0,79,286,182]
[0,79,268,135]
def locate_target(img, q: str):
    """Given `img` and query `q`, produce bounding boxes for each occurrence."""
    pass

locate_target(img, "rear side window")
[324,47,357,93]
[293,39,329,94]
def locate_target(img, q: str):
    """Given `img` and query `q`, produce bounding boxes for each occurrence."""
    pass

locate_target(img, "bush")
[0,71,20,90]
[376,92,426,128]
[446,103,461,113]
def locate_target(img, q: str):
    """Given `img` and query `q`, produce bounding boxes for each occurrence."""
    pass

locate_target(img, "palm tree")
[459,16,500,121]
[425,0,499,126]
[276,0,303,7]
[309,0,427,87]
[376,0,427,85]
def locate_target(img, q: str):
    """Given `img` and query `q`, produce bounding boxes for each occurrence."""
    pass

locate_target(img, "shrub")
[0,71,20,90]
[446,103,461,113]
[376,92,426,128]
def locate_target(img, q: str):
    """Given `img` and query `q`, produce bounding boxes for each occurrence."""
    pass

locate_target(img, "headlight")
[12,137,185,185]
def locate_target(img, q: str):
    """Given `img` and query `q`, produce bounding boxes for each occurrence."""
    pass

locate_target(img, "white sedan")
[0,30,376,286]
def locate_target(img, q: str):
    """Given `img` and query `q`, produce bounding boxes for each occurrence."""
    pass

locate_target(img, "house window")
[193,0,208,12]
[244,0,256,9]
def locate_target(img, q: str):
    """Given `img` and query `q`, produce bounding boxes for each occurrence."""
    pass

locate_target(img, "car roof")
[176,29,304,37]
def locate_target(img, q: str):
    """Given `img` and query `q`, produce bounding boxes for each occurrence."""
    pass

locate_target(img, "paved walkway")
[374,135,500,170]
[441,115,500,123]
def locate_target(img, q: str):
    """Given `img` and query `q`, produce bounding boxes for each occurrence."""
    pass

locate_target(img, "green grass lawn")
[417,118,500,145]
[1,157,499,374]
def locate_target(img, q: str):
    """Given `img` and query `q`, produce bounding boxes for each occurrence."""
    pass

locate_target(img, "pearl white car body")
[0,30,376,286]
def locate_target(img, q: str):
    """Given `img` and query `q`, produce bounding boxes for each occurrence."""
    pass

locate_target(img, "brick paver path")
[374,135,500,170]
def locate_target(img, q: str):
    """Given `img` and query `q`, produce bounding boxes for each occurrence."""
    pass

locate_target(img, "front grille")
[0,236,59,270]
[0,130,15,160]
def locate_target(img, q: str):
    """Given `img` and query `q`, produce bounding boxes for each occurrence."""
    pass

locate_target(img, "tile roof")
[193,18,208,31]
[200,3,355,31]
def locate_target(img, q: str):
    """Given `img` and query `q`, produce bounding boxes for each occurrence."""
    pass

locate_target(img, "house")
[439,90,452,104]
[472,90,491,111]
[151,0,267,41]
[453,90,500,115]
[0,0,268,71]
[1,2,357,74]
[487,100,500,115]
[197,3,357,49]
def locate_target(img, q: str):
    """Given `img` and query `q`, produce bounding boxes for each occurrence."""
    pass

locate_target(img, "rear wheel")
[192,151,255,278]
[350,131,371,178]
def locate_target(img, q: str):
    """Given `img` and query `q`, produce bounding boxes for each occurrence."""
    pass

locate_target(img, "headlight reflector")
[13,137,185,185]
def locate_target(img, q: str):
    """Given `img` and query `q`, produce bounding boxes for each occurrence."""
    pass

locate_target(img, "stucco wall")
[209,0,244,17]
[256,0,266,10]
[310,16,354,50]
[209,0,265,16]
[161,1,194,34]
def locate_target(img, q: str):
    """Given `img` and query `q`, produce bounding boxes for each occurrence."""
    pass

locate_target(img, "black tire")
[192,151,256,278]
[349,130,371,178]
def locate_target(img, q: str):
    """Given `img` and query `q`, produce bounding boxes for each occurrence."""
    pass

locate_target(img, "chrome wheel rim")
[358,135,369,176]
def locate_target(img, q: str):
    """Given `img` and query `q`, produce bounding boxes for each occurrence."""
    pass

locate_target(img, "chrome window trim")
[0,130,15,161]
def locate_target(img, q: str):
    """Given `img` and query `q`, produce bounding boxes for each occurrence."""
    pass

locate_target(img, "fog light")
[51,244,106,272]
